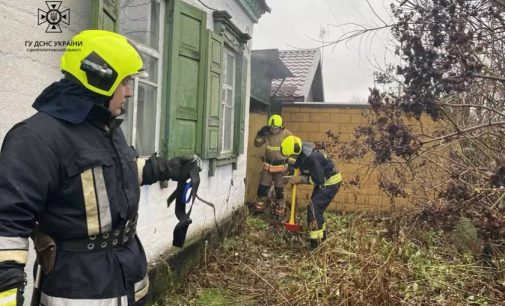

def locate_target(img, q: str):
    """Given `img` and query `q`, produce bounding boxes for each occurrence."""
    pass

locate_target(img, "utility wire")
[198,0,217,11]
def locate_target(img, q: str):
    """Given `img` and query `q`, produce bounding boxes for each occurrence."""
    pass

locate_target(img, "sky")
[251,0,397,103]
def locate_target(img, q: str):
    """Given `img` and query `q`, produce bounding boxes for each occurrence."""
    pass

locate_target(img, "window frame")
[220,46,237,156]
[118,0,165,157]
[204,11,250,175]
[214,18,249,159]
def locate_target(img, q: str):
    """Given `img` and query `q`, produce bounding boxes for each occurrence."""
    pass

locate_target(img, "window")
[119,0,164,156]
[221,48,236,154]
[202,11,250,172]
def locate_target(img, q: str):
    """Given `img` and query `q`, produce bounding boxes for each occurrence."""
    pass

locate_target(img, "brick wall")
[246,103,446,213]
[281,103,443,213]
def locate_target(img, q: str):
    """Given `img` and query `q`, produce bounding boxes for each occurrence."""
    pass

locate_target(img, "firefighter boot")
[308,220,323,250]
[274,198,286,218]
[254,197,268,213]
[309,239,319,250]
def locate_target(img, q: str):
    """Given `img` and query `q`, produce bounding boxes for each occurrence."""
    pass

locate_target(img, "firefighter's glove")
[142,153,196,185]
[283,175,309,185]
[287,165,295,176]
[257,125,270,137]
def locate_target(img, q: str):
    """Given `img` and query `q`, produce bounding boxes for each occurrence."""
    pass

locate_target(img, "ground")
[153,209,505,306]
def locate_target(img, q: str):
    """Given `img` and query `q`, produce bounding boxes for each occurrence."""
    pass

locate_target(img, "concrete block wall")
[282,104,418,213]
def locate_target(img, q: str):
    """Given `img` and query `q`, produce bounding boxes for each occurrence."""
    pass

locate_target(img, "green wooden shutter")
[234,56,248,155]
[165,0,207,158]
[202,31,223,159]
[92,0,119,31]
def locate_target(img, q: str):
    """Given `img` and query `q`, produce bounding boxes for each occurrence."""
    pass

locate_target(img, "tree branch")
[440,102,505,118]
[420,121,505,145]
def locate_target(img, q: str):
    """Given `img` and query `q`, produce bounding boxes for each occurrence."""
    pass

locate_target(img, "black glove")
[287,165,295,176]
[142,153,195,185]
[257,125,270,137]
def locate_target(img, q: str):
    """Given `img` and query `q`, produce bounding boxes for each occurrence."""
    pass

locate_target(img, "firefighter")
[280,136,342,249]
[0,30,197,305]
[254,115,292,217]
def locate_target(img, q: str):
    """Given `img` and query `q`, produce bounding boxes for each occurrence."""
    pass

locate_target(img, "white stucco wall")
[0,0,91,141]
[0,0,255,301]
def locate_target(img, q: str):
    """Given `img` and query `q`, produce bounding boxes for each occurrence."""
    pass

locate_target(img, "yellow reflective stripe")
[82,166,113,234]
[0,288,17,306]
[137,158,146,184]
[134,276,149,301]
[0,250,28,264]
[309,229,324,239]
[310,172,343,186]
[266,145,280,151]
[325,173,342,185]
[288,157,296,164]
[322,222,327,231]
[93,167,112,233]
[81,169,100,236]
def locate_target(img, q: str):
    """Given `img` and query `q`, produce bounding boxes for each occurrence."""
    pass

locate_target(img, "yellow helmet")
[268,114,283,128]
[60,30,146,96]
[280,135,302,156]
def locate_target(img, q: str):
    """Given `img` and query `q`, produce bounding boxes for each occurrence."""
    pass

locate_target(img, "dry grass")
[155,211,505,306]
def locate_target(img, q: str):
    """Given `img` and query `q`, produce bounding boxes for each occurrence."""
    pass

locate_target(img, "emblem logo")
[38,1,70,33]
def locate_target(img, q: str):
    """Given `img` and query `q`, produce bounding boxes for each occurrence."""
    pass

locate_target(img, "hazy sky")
[252,0,396,102]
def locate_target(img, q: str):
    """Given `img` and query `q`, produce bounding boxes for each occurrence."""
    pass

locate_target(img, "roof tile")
[271,49,321,99]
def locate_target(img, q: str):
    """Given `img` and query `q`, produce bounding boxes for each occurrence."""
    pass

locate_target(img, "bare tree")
[325,0,505,242]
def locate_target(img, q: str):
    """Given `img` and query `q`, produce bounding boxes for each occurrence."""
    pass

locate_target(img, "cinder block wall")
[245,103,444,213]
[282,104,409,213]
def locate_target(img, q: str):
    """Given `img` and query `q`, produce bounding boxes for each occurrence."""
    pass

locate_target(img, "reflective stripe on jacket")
[254,128,292,162]
[0,110,148,305]
[294,144,343,187]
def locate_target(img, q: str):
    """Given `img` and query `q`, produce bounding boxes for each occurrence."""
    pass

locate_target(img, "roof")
[251,49,293,79]
[271,49,324,101]
[237,0,271,23]
[250,49,292,105]
[257,0,271,14]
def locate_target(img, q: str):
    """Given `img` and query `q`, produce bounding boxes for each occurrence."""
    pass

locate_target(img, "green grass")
[152,212,505,305]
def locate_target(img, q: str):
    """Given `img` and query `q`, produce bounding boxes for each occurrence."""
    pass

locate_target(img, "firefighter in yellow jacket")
[254,115,292,216]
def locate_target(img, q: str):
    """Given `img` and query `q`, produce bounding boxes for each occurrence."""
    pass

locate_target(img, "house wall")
[0,0,92,142]
[0,0,256,301]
